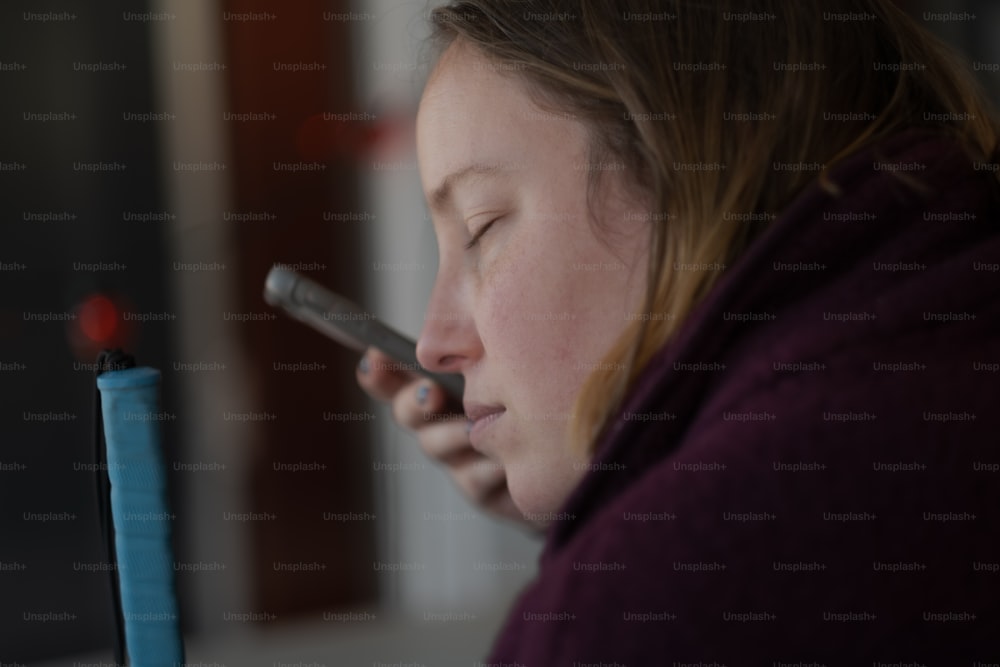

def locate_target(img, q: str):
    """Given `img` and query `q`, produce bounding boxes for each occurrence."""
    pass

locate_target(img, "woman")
[358,0,1000,662]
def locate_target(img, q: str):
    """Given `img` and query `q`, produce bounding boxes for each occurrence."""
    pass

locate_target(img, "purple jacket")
[488,132,1000,665]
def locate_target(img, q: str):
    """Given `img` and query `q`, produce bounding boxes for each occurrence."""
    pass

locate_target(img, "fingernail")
[358,356,369,374]
[416,384,430,405]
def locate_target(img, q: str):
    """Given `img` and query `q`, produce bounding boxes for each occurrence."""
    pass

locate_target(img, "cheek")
[478,252,567,371]
[475,240,603,414]
[488,236,578,348]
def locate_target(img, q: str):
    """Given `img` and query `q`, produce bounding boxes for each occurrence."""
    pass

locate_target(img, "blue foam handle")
[97,367,184,666]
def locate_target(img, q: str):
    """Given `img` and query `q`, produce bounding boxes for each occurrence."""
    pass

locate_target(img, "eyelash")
[463,218,499,250]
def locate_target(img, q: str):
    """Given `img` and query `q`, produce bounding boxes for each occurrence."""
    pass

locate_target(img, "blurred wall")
[149,0,255,635]
[154,0,380,640]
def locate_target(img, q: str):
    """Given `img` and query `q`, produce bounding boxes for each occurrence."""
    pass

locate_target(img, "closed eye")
[463,217,499,251]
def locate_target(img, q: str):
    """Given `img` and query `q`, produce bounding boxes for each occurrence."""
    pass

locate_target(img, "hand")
[356,347,531,526]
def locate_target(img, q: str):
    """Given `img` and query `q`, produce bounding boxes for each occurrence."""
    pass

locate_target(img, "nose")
[416,264,480,375]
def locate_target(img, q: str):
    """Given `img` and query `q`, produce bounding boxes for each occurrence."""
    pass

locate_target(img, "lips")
[464,402,506,449]
[464,402,506,422]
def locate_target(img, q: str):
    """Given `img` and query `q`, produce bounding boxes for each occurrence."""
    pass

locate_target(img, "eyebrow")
[428,162,507,212]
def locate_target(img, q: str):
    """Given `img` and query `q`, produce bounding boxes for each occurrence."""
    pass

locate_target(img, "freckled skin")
[415,42,650,515]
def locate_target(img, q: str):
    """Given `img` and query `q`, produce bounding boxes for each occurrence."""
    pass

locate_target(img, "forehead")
[417,44,531,184]
[416,42,589,206]
[418,41,517,122]
[417,41,530,154]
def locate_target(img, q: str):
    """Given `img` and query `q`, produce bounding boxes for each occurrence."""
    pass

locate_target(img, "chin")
[506,464,577,521]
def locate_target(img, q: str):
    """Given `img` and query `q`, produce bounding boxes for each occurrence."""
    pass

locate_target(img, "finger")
[393,379,464,430]
[356,347,418,402]
[440,453,527,524]
[410,411,473,461]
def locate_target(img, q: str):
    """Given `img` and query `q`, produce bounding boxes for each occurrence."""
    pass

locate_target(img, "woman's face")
[415,42,650,517]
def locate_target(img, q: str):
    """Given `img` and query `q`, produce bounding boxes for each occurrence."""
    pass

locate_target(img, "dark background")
[0,1,377,660]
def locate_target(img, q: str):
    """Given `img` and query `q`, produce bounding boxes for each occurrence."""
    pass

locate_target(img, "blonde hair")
[429,0,1000,453]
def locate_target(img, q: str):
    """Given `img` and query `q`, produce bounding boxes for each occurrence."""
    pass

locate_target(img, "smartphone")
[263,265,464,400]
